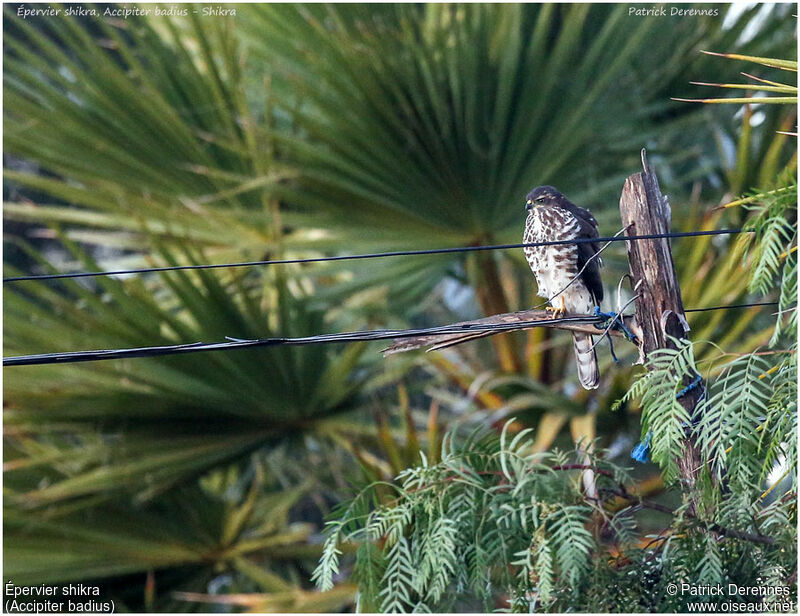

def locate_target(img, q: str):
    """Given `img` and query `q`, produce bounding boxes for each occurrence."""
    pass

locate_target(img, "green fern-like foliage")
[736,174,798,345]
[622,339,697,483]
[313,421,795,612]
[314,428,602,611]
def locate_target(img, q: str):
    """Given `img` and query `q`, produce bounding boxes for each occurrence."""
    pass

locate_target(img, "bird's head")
[525,185,564,211]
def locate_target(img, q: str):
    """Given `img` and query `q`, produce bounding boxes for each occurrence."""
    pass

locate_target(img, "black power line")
[3,301,779,367]
[683,301,780,313]
[3,228,746,283]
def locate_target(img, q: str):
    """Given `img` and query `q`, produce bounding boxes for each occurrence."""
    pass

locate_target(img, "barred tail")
[572,332,599,390]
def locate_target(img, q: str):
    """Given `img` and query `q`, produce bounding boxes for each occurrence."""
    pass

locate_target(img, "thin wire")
[3,228,746,283]
[544,226,629,307]
[2,301,780,367]
[588,294,641,353]
[684,301,778,313]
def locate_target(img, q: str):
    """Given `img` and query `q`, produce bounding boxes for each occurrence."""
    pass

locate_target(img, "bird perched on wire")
[523,186,604,389]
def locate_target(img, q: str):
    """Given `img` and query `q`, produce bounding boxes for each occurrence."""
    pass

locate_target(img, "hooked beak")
[525,199,533,212]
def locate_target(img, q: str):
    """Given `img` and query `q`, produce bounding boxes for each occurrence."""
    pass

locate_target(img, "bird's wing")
[571,206,604,304]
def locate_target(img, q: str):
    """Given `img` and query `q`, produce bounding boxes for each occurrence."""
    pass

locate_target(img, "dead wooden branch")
[382,309,639,356]
[619,149,705,512]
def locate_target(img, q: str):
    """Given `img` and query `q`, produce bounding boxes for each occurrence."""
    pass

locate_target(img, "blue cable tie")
[676,374,703,399]
[633,375,704,463]
[593,306,638,343]
[593,306,634,363]
[631,431,652,463]
[608,336,619,363]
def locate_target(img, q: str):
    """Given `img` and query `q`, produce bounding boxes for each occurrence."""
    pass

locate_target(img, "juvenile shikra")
[523,185,604,389]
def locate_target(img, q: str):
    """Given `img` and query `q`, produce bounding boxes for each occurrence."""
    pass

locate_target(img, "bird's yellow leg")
[545,295,567,319]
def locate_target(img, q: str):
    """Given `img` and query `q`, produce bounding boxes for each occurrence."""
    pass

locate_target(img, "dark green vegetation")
[3,4,796,612]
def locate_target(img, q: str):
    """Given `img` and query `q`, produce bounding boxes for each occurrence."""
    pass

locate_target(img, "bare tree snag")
[619,149,704,511]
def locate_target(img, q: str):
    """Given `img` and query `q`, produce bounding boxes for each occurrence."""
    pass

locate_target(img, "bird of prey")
[523,186,604,389]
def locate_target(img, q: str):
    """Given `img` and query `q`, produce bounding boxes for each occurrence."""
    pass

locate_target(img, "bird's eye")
[535,197,546,204]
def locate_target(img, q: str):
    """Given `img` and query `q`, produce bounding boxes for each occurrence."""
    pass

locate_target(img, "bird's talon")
[545,296,567,319]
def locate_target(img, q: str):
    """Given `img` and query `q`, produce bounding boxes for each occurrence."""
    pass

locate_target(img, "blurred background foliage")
[3,3,796,612]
